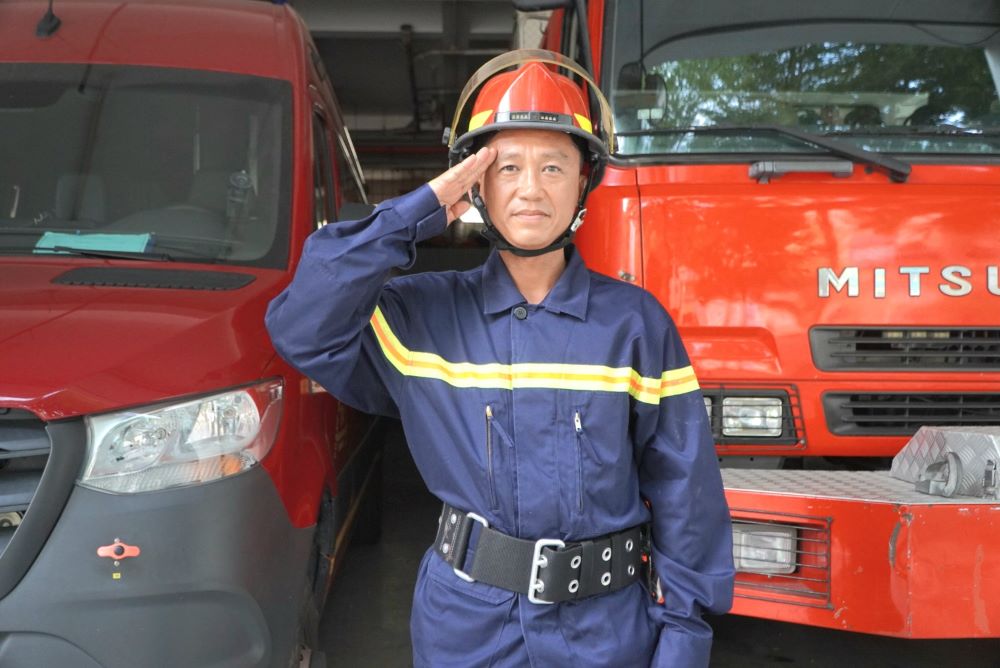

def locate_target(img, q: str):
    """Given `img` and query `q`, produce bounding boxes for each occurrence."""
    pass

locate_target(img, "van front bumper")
[0,462,312,667]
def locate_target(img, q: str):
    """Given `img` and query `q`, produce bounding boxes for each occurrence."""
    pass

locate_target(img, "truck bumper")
[724,469,1000,638]
[0,465,312,667]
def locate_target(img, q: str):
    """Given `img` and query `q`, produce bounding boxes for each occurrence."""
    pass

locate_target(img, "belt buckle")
[452,512,489,583]
[528,538,566,605]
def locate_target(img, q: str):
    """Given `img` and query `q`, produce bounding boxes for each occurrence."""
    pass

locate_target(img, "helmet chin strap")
[470,169,595,258]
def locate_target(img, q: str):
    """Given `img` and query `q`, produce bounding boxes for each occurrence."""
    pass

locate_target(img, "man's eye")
[498,164,518,173]
[543,165,562,173]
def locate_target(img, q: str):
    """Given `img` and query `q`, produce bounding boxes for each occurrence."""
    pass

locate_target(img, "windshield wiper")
[49,246,175,262]
[618,125,911,182]
[824,125,1000,138]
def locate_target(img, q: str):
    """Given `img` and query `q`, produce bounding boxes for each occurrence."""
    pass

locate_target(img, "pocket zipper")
[486,405,497,509]
[574,411,583,512]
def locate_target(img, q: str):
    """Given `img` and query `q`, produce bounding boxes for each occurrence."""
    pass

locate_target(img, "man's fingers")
[430,146,495,208]
[447,200,472,224]
[456,146,495,182]
[443,148,492,190]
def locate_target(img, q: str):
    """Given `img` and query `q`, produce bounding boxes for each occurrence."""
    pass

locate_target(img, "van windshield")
[605,6,1000,157]
[0,64,291,267]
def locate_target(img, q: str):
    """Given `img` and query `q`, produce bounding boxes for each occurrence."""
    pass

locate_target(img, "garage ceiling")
[297,0,520,152]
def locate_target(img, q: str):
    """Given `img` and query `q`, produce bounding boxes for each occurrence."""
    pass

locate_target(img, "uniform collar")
[481,245,590,320]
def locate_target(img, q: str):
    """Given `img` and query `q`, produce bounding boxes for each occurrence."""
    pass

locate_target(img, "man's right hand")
[428,146,497,223]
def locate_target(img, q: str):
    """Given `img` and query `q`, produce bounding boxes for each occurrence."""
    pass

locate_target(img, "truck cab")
[536,0,1000,638]
[0,2,374,665]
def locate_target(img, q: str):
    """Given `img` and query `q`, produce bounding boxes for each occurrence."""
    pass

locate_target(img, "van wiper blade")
[49,246,175,262]
[618,125,911,182]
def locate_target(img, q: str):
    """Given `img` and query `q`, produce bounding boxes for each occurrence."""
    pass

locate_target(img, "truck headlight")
[732,522,796,574]
[722,397,783,437]
[81,380,283,493]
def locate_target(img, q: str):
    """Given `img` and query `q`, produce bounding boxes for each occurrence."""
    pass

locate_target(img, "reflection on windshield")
[0,64,291,267]
[608,28,1000,156]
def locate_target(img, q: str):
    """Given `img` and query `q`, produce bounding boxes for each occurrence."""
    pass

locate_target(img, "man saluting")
[266,50,734,668]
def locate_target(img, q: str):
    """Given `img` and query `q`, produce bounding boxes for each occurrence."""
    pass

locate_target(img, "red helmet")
[448,49,613,189]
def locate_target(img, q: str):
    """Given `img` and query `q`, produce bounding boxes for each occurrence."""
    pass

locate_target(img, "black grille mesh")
[811,327,1000,371]
[824,393,1000,436]
[0,409,49,556]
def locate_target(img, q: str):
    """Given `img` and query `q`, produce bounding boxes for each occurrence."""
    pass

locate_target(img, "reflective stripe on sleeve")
[370,306,699,404]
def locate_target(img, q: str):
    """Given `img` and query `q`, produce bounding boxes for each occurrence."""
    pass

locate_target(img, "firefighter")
[266,50,734,668]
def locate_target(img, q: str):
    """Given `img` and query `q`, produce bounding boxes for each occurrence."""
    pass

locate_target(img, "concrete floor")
[319,425,997,667]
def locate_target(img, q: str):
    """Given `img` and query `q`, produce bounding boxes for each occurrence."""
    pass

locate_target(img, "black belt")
[433,503,646,604]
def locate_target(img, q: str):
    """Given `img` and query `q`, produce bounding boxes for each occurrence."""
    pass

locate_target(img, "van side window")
[312,113,335,229]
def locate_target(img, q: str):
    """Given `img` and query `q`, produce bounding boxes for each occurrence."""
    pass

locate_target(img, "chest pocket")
[566,399,637,535]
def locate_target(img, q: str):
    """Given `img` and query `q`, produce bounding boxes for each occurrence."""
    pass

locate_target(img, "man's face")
[479,129,586,252]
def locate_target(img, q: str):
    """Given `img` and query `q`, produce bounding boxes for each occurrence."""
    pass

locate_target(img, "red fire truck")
[526,0,1000,639]
[0,1,377,666]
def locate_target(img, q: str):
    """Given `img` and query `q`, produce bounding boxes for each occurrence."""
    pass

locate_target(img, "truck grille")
[811,327,1000,371]
[824,393,1000,436]
[0,409,50,557]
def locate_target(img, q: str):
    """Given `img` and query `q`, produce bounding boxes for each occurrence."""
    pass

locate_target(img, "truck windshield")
[0,64,291,267]
[605,4,1000,157]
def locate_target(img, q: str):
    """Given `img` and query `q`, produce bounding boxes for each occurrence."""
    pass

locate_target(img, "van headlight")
[722,397,783,437]
[81,380,283,493]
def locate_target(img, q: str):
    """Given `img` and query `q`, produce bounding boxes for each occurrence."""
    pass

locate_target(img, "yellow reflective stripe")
[370,307,699,404]
[468,110,494,132]
[573,113,593,134]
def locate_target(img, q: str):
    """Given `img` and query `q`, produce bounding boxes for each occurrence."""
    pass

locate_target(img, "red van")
[0,1,377,665]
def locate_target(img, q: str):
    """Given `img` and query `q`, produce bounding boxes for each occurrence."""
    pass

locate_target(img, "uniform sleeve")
[632,297,735,668]
[265,184,447,417]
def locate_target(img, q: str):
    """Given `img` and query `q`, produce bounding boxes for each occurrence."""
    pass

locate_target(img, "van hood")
[0,259,287,421]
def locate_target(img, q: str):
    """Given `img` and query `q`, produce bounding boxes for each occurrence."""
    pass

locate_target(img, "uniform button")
[513,306,528,320]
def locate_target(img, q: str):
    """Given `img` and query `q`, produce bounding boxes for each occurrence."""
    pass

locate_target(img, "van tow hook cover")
[97,539,141,560]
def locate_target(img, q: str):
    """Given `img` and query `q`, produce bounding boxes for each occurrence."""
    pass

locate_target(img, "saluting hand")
[428,146,497,223]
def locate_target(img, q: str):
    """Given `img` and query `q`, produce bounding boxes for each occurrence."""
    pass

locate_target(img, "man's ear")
[578,173,587,195]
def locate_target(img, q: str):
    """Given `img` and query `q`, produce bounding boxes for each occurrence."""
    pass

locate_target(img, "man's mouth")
[513,210,549,219]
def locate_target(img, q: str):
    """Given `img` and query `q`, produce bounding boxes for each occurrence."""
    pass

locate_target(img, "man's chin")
[502,238,561,253]
[497,228,567,252]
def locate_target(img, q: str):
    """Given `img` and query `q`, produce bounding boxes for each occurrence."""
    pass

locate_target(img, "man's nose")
[517,167,543,198]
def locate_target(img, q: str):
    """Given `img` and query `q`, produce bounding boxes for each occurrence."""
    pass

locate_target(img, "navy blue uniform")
[266,185,734,667]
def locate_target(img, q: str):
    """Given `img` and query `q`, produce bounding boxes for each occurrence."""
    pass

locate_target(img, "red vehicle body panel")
[636,164,999,457]
[2,0,294,79]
